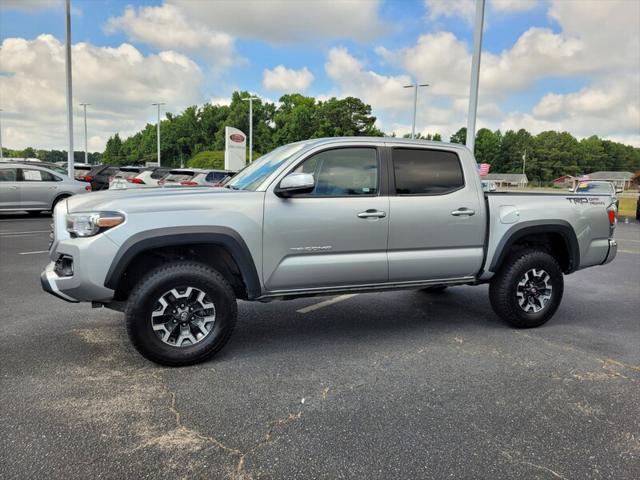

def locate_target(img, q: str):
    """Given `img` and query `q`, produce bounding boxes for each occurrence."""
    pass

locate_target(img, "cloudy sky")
[1,0,639,152]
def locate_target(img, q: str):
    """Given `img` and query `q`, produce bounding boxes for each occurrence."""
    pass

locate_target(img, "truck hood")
[66,186,246,214]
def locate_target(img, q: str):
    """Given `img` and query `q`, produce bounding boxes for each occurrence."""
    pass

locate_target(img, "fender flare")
[489,220,580,273]
[104,226,262,299]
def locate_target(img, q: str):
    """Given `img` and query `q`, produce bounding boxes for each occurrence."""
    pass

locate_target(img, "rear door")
[0,167,21,209]
[18,168,61,210]
[387,146,486,281]
[263,146,389,292]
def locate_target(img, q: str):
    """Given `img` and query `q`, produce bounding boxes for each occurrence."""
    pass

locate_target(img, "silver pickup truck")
[41,138,618,365]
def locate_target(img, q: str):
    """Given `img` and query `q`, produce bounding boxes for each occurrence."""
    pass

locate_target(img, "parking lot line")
[18,250,49,255]
[0,230,50,235]
[297,294,358,313]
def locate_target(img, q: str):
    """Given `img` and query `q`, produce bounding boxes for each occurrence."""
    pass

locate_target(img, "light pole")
[403,83,429,139]
[242,96,259,163]
[466,0,486,153]
[64,0,74,173]
[80,103,90,164]
[151,102,165,166]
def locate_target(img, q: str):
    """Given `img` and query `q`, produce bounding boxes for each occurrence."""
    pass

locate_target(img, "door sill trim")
[257,277,476,300]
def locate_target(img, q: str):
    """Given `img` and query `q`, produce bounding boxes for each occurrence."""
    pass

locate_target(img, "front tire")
[489,249,564,328]
[125,261,237,366]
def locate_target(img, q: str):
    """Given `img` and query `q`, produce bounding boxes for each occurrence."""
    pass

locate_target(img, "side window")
[294,148,378,196]
[22,169,45,181]
[393,148,464,195]
[0,168,18,181]
[151,169,169,179]
[41,171,60,182]
[205,172,215,182]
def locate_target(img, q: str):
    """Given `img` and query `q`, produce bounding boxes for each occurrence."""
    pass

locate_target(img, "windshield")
[224,141,310,191]
[575,182,612,194]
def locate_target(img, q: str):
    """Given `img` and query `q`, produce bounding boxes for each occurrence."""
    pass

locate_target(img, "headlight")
[66,212,125,237]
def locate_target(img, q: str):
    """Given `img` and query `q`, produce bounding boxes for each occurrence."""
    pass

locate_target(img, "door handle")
[451,208,475,216]
[357,209,387,219]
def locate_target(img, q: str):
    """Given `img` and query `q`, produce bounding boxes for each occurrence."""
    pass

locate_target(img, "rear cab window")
[163,171,196,182]
[392,148,464,195]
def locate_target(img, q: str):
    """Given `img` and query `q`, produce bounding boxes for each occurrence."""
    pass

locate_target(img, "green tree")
[450,127,467,144]
[103,133,123,164]
[474,129,502,166]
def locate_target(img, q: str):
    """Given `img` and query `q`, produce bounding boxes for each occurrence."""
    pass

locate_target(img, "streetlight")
[80,103,90,164]
[64,0,74,173]
[151,102,165,167]
[242,96,259,163]
[403,83,429,139]
[466,0,486,153]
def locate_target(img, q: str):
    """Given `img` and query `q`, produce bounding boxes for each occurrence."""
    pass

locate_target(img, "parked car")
[73,163,94,180]
[573,180,621,207]
[81,164,120,191]
[41,137,618,366]
[481,180,497,192]
[109,167,172,190]
[0,163,91,214]
[1,159,68,176]
[159,168,236,187]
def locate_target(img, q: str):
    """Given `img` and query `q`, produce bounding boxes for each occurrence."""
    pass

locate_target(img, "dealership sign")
[224,126,246,171]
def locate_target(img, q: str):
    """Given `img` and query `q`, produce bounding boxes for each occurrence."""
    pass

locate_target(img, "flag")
[478,163,490,176]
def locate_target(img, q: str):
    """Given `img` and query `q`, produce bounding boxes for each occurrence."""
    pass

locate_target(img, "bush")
[187,150,225,169]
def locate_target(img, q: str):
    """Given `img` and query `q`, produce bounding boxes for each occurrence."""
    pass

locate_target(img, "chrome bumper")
[602,239,617,265]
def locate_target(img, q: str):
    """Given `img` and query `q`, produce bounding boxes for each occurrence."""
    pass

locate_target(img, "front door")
[0,167,21,210]
[263,146,389,292]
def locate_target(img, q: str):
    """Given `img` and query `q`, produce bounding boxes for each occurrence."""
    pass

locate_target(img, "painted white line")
[619,249,640,254]
[0,230,50,235]
[18,250,49,255]
[297,294,358,314]
[617,238,640,243]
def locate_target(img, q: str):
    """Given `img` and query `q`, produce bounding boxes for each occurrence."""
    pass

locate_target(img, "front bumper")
[602,239,617,265]
[40,264,79,303]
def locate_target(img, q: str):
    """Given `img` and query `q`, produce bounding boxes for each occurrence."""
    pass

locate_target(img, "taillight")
[128,178,145,184]
[608,208,616,226]
[180,181,198,186]
[83,175,93,182]
[85,184,92,191]
[158,180,166,186]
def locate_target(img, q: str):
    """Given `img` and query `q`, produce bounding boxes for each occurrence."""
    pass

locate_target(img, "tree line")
[6,90,639,183]
[1,146,102,164]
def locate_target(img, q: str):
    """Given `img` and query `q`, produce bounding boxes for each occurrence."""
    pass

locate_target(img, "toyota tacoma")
[41,138,618,365]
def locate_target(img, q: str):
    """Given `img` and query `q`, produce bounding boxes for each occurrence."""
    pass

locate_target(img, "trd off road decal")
[566,197,605,206]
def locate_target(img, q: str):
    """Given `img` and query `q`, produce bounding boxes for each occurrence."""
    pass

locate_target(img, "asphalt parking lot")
[1,214,639,480]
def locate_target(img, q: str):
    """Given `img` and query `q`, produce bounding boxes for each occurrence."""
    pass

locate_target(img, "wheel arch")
[104,226,261,300]
[490,220,580,274]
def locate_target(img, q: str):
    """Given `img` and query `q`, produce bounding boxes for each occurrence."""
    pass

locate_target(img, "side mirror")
[275,172,315,197]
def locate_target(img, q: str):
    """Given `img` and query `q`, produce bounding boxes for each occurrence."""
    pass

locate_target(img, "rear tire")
[489,249,563,328]
[125,261,237,366]
[51,195,69,212]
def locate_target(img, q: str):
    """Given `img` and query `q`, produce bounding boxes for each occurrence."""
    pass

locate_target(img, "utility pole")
[522,150,527,175]
[242,96,259,163]
[151,102,165,166]
[0,109,3,161]
[80,103,90,164]
[466,0,486,153]
[403,83,429,139]
[64,0,74,173]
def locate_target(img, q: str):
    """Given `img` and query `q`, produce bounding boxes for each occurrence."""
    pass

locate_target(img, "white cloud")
[491,0,538,12]
[262,65,314,92]
[105,4,237,70]
[1,0,60,11]
[425,0,475,23]
[209,97,231,107]
[0,35,203,150]
[169,0,385,44]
